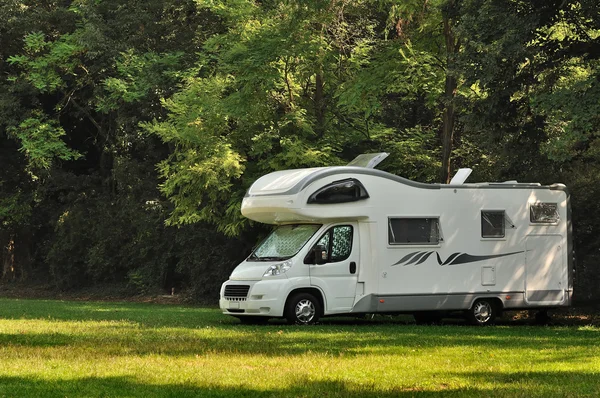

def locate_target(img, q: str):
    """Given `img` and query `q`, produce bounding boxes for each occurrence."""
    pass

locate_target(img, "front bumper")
[219,279,290,317]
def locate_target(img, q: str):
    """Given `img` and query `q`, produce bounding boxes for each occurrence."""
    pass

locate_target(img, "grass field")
[0,298,598,397]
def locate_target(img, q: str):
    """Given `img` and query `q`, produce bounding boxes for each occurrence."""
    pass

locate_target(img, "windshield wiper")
[248,256,288,262]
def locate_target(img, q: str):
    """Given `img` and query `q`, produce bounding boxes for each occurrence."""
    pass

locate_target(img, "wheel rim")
[295,299,316,324]
[473,301,492,324]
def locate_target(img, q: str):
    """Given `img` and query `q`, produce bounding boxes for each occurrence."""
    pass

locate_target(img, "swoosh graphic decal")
[406,252,430,265]
[392,251,422,266]
[392,250,524,267]
[444,251,524,266]
[442,252,462,265]
[415,251,434,264]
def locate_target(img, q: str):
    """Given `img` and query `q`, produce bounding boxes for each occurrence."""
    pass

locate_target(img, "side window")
[481,211,505,238]
[331,226,353,261]
[388,218,441,245]
[312,225,353,263]
[530,203,559,224]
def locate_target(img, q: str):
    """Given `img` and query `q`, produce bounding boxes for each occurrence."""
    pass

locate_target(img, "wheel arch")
[469,296,505,312]
[285,287,325,317]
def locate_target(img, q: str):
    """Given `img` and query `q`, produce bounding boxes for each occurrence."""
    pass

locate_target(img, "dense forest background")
[1,0,599,303]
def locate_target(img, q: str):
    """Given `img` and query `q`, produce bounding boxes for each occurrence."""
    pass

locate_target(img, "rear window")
[530,203,559,224]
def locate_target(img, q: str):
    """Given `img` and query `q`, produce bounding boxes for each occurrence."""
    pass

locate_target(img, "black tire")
[237,316,270,325]
[534,310,552,325]
[413,311,443,325]
[466,299,498,326]
[285,293,322,325]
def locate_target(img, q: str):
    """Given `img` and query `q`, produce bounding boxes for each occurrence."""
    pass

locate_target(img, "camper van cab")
[219,155,573,325]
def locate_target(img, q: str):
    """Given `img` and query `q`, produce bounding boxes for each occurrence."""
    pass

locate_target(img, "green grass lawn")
[0,298,598,397]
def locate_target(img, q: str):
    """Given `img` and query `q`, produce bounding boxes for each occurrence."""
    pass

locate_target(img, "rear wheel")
[466,299,498,326]
[285,293,322,325]
[534,310,552,325]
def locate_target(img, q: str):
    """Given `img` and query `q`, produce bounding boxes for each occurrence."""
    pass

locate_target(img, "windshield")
[248,224,321,261]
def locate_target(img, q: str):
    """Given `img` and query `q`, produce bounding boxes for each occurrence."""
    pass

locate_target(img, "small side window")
[388,218,441,245]
[305,225,353,263]
[530,203,559,224]
[307,179,369,204]
[481,211,505,238]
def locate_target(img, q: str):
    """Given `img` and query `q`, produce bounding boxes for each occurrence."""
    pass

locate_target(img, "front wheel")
[285,293,322,325]
[466,299,498,326]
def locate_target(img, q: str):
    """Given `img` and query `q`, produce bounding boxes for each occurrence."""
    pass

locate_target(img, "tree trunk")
[1,231,16,281]
[314,69,326,138]
[15,227,32,280]
[440,12,460,183]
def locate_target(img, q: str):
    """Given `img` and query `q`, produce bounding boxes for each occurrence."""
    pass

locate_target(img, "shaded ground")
[0,281,187,305]
[1,281,599,326]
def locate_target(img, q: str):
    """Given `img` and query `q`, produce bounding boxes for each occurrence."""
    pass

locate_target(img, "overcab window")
[307,178,369,204]
[388,218,441,245]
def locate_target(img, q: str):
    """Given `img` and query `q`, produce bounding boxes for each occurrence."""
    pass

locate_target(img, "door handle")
[349,262,357,274]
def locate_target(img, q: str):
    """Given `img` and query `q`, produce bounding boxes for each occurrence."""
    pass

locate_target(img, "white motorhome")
[219,154,573,325]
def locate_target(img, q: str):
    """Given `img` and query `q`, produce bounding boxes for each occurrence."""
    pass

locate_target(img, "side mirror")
[313,244,327,265]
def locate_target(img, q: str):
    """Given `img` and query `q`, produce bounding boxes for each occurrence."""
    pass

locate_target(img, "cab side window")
[308,225,353,263]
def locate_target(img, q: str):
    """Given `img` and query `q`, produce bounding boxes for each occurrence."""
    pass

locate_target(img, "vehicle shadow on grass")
[0,298,594,329]
[0,374,596,398]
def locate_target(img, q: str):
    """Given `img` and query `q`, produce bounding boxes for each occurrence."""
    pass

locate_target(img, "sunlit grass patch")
[0,298,598,397]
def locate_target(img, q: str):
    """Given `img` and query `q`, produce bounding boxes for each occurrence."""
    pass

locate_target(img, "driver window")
[313,225,353,263]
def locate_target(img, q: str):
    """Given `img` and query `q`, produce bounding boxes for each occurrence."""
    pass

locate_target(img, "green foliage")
[97,51,185,112]
[0,191,31,228]
[147,0,445,235]
[8,32,82,93]
[1,0,600,302]
[8,116,81,174]
[532,62,600,162]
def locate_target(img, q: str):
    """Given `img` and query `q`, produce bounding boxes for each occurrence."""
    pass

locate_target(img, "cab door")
[308,223,359,312]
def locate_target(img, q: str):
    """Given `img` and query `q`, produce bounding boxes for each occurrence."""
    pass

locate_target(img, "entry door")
[525,235,566,305]
[309,223,359,312]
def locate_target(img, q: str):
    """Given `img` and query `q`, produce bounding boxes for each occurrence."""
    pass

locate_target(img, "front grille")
[227,297,247,302]
[224,284,250,299]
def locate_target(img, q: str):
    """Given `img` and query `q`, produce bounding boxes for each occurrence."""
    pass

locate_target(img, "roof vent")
[449,168,472,185]
[347,152,389,169]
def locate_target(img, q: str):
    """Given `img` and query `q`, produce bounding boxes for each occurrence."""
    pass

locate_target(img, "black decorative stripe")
[393,250,524,267]
[416,251,434,264]
[445,251,524,265]
[406,252,430,265]
[392,251,421,266]
[442,252,462,265]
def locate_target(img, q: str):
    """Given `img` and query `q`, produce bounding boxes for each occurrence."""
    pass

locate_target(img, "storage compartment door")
[525,235,566,305]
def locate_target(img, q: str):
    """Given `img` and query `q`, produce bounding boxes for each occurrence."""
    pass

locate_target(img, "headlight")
[263,260,293,277]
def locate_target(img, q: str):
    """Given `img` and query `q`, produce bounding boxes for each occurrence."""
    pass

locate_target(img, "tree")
[457,0,600,300]
[148,0,449,235]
